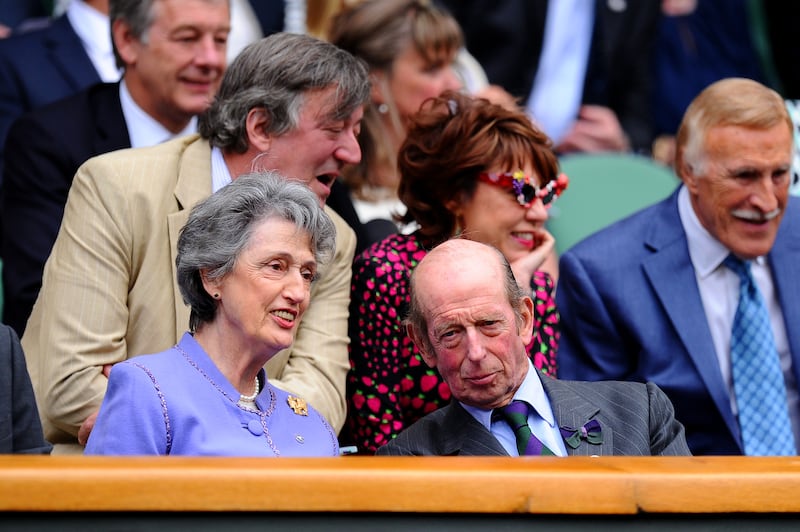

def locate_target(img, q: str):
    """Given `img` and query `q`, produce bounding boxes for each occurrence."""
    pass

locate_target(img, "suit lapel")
[89,83,131,154]
[45,15,101,91]
[440,403,508,456]
[770,198,800,389]
[641,190,740,444]
[167,137,214,338]
[541,377,613,456]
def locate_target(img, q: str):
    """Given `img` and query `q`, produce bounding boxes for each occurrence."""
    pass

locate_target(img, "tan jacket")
[22,135,355,453]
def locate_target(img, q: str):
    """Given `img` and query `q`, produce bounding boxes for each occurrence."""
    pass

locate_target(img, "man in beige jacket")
[22,32,369,453]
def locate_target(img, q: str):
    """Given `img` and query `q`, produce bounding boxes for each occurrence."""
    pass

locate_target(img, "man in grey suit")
[377,239,690,456]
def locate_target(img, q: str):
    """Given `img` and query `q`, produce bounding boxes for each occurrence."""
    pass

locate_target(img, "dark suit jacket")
[436,0,660,153]
[0,323,51,453]
[556,188,800,455]
[0,14,100,171]
[376,375,690,456]
[1,82,129,334]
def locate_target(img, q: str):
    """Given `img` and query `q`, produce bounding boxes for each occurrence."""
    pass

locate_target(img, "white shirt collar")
[119,80,197,149]
[210,146,233,192]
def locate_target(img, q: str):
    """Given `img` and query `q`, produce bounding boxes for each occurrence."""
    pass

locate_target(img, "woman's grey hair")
[177,171,337,332]
[198,32,370,153]
[109,0,229,69]
[404,241,525,354]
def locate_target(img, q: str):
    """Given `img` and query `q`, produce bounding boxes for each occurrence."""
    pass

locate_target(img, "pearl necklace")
[239,377,260,402]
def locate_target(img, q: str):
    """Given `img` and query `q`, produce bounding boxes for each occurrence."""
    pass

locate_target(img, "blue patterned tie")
[494,401,555,456]
[725,255,796,456]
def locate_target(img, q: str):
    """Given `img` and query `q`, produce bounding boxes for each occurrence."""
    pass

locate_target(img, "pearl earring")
[377,103,389,115]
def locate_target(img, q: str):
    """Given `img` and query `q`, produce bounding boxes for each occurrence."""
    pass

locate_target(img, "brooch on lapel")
[287,395,308,416]
[559,420,603,449]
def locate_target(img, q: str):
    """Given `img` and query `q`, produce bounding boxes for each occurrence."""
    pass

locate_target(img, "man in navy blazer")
[0,1,114,179]
[377,238,690,457]
[437,0,659,154]
[557,78,800,456]
[0,0,230,335]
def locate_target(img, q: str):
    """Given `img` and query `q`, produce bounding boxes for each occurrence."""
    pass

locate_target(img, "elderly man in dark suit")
[377,238,690,457]
[0,323,50,454]
[0,0,230,335]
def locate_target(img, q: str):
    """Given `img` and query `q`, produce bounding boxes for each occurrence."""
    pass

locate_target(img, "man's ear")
[111,19,139,66]
[245,107,272,152]
[407,323,437,368]
[518,296,534,346]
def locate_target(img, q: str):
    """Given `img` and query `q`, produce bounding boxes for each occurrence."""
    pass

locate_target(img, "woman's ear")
[200,269,221,300]
[245,107,272,152]
[370,70,389,106]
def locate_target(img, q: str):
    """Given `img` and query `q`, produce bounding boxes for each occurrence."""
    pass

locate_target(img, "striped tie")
[494,400,555,456]
[725,255,796,456]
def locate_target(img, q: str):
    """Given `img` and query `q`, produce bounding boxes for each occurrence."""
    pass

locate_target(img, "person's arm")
[22,157,137,439]
[555,250,633,381]
[647,382,691,456]
[265,209,354,433]
[5,325,51,454]
[84,362,169,455]
[1,113,76,335]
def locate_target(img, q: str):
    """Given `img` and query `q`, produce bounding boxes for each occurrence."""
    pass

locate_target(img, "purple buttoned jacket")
[85,333,338,456]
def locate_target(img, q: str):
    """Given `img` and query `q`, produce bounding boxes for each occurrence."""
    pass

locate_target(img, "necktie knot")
[723,254,752,285]
[493,401,555,456]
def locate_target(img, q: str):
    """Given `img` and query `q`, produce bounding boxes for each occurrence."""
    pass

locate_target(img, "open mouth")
[271,309,297,322]
[316,173,337,187]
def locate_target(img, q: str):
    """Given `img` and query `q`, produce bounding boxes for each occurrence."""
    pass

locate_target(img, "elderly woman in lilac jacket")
[85,173,338,456]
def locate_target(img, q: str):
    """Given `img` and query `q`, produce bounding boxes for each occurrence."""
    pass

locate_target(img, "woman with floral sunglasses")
[341,90,568,454]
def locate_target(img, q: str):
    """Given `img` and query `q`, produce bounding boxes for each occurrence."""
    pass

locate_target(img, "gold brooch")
[287,395,308,416]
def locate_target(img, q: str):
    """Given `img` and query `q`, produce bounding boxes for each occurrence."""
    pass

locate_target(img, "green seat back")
[548,153,679,255]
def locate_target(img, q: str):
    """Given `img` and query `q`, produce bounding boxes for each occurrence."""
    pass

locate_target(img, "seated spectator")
[437,0,660,154]
[22,32,369,453]
[376,238,690,456]
[557,78,800,456]
[86,173,338,456]
[1,0,230,336]
[341,91,568,453]
[0,322,51,453]
[326,0,463,253]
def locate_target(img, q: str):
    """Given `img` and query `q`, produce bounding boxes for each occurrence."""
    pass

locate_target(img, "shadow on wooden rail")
[2,455,800,514]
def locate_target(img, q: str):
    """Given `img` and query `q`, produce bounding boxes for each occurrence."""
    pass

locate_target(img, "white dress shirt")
[119,80,197,149]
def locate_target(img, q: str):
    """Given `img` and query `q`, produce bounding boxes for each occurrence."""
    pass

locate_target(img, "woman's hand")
[509,228,555,289]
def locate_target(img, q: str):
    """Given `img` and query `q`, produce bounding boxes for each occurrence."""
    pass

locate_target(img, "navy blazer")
[436,0,660,153]
[1,82,129,334]
[0,14,100,177]
[377,375,690,456]
[556,188,800,455]
[0,323,51,453]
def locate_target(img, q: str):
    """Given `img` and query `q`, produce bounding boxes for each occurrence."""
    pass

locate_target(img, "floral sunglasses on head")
[478,170,569,208]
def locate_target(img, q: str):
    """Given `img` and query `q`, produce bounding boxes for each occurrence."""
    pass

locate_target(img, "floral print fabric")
[341,232,559,453]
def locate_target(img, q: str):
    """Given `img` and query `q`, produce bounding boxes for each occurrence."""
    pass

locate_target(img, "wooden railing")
[2,455,800,514]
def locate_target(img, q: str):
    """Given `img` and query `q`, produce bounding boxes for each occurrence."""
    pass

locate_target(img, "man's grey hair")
[177,171,336,332]
[198,32,370,153]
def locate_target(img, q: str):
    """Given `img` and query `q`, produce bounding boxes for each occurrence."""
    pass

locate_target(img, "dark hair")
[198,32,370,153]
[398,91,559,243]
[177,172,336,332]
